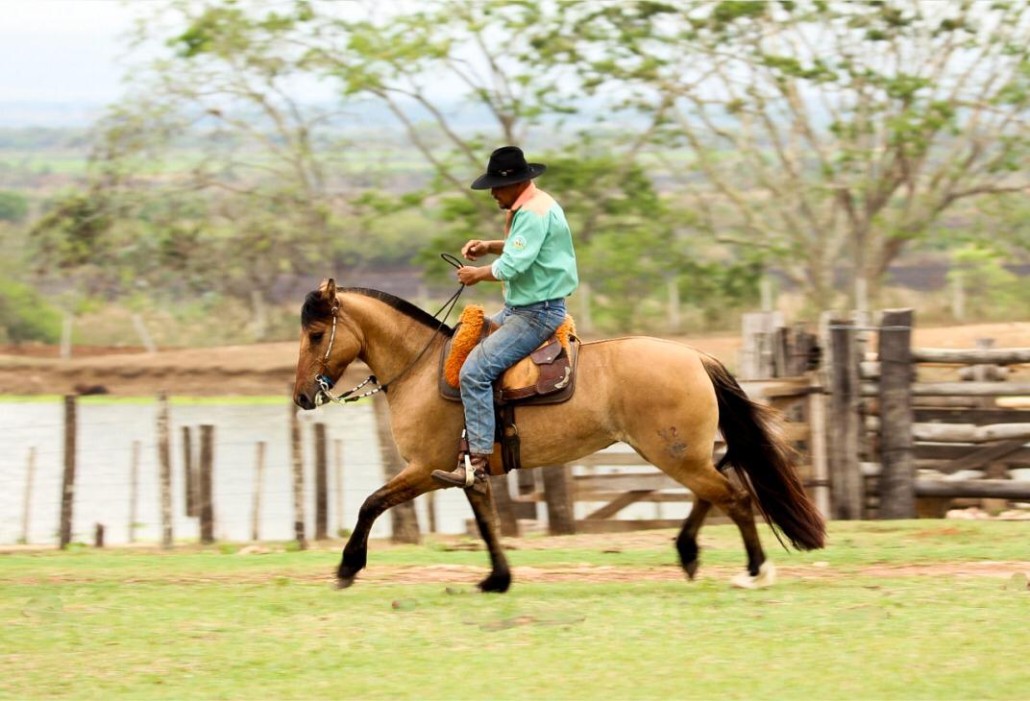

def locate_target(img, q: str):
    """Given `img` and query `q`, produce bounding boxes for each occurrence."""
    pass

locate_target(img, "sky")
[0,1,145,104]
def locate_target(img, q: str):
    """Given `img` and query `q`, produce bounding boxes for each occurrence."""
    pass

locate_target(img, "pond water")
[0,398,480,546]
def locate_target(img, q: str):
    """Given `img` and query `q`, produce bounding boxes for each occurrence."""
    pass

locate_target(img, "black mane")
[301,286,454,336]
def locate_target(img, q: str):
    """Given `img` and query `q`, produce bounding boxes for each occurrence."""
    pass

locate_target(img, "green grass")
[1,521,1028,700]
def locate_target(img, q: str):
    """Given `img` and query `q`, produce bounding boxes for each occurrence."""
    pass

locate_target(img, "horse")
[293,279,825,592]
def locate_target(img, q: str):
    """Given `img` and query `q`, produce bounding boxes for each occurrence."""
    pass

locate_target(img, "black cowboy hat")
[470,146,546,190]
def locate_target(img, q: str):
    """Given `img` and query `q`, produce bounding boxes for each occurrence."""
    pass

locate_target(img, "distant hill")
[0,101,112,128]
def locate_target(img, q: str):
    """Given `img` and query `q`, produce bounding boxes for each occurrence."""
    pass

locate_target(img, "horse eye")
[309,331,325,343]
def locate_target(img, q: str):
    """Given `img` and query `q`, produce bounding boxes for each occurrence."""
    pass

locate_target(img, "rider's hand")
[462,240,486,260]
[457,265,484,286]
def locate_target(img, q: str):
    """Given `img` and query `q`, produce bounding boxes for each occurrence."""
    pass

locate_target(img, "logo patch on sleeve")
[511,235,527,251]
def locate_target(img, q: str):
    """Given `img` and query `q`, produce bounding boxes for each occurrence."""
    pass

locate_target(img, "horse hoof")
[684,560,699,581]
[336,577,355,590]
[730,561,777,589]
[477,573,512,593]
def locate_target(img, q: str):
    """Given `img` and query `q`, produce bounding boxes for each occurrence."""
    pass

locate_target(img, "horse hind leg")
[676,498,711,580]
[689,467,777,588]
[660,452,775,588]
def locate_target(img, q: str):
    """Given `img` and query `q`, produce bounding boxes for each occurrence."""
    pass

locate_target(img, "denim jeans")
[459,298,567,455]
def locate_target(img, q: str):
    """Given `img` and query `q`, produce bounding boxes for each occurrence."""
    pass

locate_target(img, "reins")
[315,254,466,406]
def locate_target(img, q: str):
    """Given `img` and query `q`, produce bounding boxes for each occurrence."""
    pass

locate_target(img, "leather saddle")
[438,305,579,406]
[437,305,579,475]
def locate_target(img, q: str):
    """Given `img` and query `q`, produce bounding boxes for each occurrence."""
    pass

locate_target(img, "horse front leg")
[337,466,431,588]
[464,478,512,593]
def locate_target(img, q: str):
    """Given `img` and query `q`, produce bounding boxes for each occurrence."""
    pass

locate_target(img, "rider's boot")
[432,452,490,490]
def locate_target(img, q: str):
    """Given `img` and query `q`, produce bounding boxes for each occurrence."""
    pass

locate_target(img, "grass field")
[1,520,1028,700]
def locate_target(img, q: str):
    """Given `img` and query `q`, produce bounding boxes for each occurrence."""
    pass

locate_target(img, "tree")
[565,0,1030,312]
[86,0,360,334]
[307,0,687,330]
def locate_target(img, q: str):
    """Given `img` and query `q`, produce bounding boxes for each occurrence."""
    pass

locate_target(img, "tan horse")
[293,280,825,592]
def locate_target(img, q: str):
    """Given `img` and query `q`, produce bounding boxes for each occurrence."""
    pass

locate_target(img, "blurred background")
[1,0,1027,546]
[1,0,1026,348]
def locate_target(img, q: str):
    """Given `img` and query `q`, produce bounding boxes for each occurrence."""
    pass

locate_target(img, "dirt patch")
[9,560,1030,588]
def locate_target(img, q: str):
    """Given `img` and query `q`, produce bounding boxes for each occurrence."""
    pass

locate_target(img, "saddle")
[438,305,580,474]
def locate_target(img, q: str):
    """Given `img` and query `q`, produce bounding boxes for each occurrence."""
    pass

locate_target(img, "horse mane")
[301,286,454,336]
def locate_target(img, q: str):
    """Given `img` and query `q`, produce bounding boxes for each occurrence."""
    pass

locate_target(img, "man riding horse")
[431,146,579,490]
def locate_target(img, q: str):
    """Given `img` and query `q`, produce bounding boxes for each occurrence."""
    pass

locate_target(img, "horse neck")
[340,292,440,386]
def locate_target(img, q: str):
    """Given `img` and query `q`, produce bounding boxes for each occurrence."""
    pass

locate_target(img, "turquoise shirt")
[489,184,579,306]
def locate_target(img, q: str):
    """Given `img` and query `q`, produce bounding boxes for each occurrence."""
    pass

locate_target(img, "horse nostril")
[295,393,315,410]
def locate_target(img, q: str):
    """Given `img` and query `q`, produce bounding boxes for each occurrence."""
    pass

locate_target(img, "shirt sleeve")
[491,210,547,281]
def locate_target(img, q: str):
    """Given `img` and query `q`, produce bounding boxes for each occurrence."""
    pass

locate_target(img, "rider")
[432,145,579,489]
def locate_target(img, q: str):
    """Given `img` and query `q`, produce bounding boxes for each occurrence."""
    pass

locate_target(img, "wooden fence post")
[128,440,140,543]
[199,425,215,544]
[289,404,307,550]
[878,309,915,519]
[542,465,575,535]
[21,447,36,544]
[490,475,520,538]
[157,393,173,549]
[182,426,196,517]
[314,423,328,541]
[94,523,105,548]
[251,441,266,542]
[334,439,344,536]
[806,373,831,518]
[828,320,864,519]
[59,395,77,549]
[372,394,420,544]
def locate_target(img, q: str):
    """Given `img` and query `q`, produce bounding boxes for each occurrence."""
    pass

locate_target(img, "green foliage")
[946,243,1030,320]
[0,278,62,344]
[0,190,28,222]
[28,190,113,271]
[12,0,1027,325]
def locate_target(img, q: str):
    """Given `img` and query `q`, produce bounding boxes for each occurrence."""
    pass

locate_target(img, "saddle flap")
[530,339,563,365]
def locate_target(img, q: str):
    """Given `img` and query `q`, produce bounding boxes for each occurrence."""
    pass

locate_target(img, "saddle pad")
[438,304,578,405]
[443,305,576,389]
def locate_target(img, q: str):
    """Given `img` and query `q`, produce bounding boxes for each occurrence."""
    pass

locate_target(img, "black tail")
[703,358,825,551]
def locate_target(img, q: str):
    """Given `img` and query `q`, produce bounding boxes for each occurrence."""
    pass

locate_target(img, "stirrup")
[431,453,487,490]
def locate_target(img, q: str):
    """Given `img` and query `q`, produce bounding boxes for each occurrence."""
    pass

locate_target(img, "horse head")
[293,278,363,410]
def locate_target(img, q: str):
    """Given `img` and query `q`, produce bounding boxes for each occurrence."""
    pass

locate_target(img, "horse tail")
[702,357,826,551]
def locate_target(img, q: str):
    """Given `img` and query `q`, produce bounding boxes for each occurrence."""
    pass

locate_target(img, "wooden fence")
[828,309,1030,519]
[490,309,1029,534]
[24,310,1028,549]
[26,394,338,550]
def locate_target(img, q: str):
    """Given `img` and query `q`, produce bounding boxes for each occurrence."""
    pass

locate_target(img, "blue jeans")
[460,299,567,455]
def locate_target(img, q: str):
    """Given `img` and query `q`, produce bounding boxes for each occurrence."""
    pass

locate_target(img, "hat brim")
[470,163,546,190]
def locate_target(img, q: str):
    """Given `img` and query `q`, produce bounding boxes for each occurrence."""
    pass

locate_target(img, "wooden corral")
[490,308,1029,534]
[829,309,1030,519]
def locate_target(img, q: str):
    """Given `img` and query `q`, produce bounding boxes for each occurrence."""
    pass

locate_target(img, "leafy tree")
[305,0,690,330]
[85,0,359,334]
[0,278,63,344]
[563,0,1030,312]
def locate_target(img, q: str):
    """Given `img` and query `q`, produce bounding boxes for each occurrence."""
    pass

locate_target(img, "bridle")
[314,254,466,406]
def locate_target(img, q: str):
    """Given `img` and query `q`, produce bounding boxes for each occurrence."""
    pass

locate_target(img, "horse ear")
[320,278,337,301]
